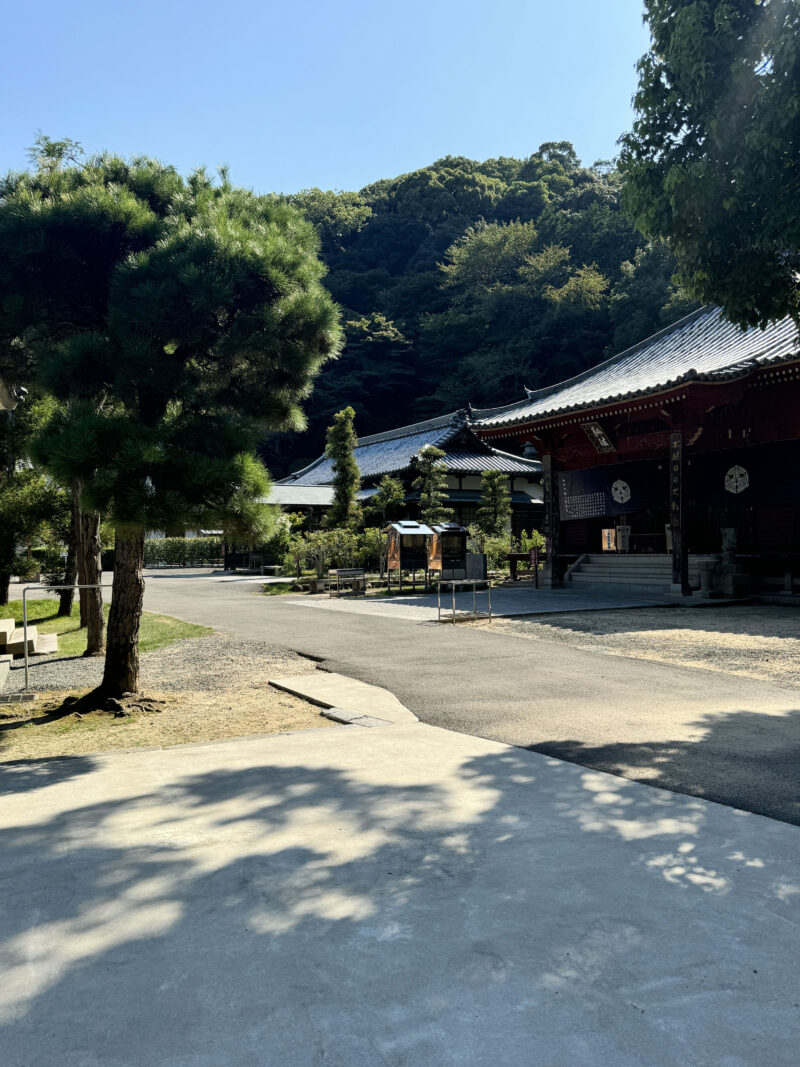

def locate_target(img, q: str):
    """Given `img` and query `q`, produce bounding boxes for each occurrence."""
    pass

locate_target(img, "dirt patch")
[0,682,332,762]
[478,604,800,688]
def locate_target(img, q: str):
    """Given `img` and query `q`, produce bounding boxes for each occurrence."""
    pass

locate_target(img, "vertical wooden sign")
[669,432,689,594]
[541,454,560,585]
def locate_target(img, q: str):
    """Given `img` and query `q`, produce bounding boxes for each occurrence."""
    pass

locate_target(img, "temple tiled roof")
[280,411,541,485]
[473,306,800,429]
[266,486,379,508]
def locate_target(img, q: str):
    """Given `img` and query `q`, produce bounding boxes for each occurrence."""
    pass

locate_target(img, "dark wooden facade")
[477,360,800,587]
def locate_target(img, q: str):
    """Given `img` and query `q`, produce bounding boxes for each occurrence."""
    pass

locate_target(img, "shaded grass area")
[2,598,211,657]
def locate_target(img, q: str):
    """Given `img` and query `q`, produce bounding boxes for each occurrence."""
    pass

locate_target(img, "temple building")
[472,306,800,596]
[273,410,542,533]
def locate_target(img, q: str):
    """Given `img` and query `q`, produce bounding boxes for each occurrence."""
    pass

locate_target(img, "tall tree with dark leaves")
[476,469,512,537]
[324,406,362,529]
[0,154,341,697]
[413,446,453,526]
[620,0,800,328]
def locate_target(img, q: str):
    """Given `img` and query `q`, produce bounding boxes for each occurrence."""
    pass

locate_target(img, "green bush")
[144,537,222,567]
[467,525,512,571]
[519,528,546,555]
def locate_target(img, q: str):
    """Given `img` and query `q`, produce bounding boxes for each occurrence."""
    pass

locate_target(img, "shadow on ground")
[532,706,800,826]
[0,740,798,1064]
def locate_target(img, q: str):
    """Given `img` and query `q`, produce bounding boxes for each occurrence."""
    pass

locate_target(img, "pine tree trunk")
[80,510,105,656]
[58,488,81,617]
[0,571,9,607]
[101,531,145,697]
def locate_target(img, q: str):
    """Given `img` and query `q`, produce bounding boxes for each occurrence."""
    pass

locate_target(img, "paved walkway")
[2,715,798,1066]
[287,585,672,623]
[137,571,800,825]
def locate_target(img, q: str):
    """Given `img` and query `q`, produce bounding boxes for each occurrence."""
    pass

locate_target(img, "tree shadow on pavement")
[1,740,799,1064]
[531,706,800,826]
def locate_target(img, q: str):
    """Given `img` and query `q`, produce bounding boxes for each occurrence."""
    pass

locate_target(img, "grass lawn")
[2,597,211,657]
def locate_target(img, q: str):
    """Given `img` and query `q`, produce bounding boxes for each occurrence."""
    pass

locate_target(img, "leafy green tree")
[0,393,62,605]
[608,242,699,354]
[364,474,405,526]
[359,526,388,574]
[412,445,453,525]
[620,0,800,327]
[220,454,276,553]
[288,188,373,255]
[0,153,341,697]
[476,469,512,536]
[324,406,362,529]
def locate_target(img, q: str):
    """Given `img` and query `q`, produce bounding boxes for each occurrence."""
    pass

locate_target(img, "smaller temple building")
[274,411,542,533]
[473,306,800,594]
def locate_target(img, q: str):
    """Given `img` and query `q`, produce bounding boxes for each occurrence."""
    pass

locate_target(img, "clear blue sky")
[3,0,650,194]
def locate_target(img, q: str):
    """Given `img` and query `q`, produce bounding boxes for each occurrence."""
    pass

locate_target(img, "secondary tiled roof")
[266,486,378,507]
[473,306,800,429]
[280,411,541,485]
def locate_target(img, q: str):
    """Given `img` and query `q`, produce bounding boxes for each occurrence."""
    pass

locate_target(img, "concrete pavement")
[141,571,800,825]
[2,717,798,1066]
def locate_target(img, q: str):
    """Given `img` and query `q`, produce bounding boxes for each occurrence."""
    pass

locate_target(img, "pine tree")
[476,469,512,537]
[0,153,341,697]
[364,474,405,526]
[0,392,61,605]
[324,407,361,528]
[413,446,453,525]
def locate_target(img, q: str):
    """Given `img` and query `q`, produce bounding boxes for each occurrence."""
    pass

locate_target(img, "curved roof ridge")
[474,306,799,429]
[356,409,465,446]
[475,306,716,423]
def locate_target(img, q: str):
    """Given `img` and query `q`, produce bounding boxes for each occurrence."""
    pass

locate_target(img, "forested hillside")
[266,142,697,476]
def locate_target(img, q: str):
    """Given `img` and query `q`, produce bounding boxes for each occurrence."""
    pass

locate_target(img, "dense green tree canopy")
[620,0,800,327]
[0,153,342,694]
[265,145,697,476]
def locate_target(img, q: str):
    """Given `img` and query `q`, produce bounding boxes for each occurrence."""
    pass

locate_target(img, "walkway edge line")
[269,671,419,726]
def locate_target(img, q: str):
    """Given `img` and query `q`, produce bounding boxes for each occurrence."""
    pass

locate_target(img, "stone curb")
[269,671,418,727]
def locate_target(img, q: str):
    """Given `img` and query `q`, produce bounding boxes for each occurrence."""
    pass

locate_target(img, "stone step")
[570,573,670,590]
[6,627,38,656]
[31,633,58,656]
[569,575,671,595]
[0,618,15,646]
[579,563,674,574]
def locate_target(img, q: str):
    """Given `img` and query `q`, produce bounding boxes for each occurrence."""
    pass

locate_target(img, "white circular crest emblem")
[611,479,631,504]
[724,465,749,494]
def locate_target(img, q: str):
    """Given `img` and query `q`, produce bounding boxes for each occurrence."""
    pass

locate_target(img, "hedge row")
[144,537,223,567]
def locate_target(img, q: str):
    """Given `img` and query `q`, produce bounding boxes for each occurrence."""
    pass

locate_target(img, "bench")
[328,568,366,598]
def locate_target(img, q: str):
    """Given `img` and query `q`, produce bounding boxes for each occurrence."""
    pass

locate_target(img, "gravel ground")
[4,631,315,694]
[0,633,329,762]
[478,604,800,687]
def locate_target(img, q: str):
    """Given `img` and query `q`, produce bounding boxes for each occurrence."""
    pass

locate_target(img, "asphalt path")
[142,569,800,825]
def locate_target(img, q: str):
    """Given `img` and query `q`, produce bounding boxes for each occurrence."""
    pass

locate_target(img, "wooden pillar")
[541,453,561,587]
[669,432,690,595]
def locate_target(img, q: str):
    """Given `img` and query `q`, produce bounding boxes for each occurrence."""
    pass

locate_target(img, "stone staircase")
[0,618,59,693]
[566,554,719,596]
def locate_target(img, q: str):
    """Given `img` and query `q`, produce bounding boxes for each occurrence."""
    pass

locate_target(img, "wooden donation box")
[385,521,435,576]
[428,523,469,580]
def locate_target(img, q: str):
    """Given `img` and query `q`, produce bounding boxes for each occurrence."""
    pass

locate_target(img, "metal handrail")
[22,582,109,689]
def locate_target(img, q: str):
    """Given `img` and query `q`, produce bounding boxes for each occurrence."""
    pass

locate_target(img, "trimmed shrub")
[144,537,222,567]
